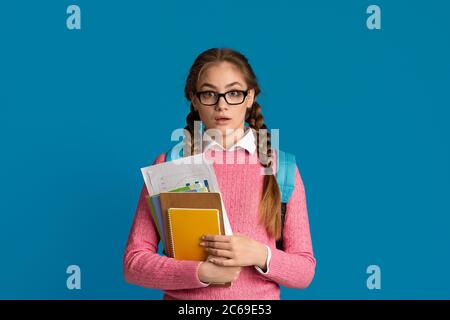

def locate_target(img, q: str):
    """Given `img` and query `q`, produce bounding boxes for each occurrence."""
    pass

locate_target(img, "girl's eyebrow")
[199,82,244,90]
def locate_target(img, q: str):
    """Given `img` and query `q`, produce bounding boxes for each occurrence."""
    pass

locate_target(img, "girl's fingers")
[202,235,231,242]
[200,241,231,250]
[209,257,236,267]
[207,255,226,262]
[205,248,234,259]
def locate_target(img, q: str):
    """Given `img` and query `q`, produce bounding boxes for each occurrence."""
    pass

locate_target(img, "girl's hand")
[200,234,268,269]
[197,256,242,284]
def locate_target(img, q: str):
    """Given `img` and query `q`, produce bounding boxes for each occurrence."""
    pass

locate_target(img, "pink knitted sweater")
[123,148,316,300]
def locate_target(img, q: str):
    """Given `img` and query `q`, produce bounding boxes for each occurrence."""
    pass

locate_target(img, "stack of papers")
[141,153,233,253]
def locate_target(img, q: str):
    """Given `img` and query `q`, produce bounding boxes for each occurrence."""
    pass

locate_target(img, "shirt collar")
[202,126,256,155]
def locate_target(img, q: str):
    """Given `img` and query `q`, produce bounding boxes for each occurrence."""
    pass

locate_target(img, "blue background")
[0,0,449,299]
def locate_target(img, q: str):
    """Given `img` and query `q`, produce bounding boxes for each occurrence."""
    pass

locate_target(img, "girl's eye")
[202,91,216,98]
[228,91,242,97]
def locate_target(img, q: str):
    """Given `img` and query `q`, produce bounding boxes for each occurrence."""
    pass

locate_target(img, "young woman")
[123,48,316,300]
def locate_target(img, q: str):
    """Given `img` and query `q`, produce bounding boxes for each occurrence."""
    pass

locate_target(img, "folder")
[148,194,165,249]
[167,208,221,261]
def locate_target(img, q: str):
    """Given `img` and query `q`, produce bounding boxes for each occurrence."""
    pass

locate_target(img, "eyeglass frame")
[194,89,249,106]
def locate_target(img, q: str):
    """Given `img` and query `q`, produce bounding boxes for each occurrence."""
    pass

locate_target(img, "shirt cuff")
[254,245,271,275]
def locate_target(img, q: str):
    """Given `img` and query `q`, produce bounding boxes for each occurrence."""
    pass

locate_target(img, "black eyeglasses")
[195,90,248,106]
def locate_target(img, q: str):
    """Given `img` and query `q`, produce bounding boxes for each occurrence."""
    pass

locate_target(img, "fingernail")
[200,242,205,246]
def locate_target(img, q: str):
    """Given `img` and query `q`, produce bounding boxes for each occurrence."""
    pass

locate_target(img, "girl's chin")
[204,123,246,135]
[206,124,237,131]
[211,126,241,134]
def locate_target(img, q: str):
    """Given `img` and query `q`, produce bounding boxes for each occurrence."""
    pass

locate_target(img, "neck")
[223,127,246,149]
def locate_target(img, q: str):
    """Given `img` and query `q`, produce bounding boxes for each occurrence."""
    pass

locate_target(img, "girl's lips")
[214,117,231,124]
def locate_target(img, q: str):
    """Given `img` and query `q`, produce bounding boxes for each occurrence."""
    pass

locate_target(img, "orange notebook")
[159,192,226,258]
[167,208,221,261]
[159,192,232,288]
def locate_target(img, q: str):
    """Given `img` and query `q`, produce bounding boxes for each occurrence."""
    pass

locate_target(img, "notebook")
[159,192,226,257]
[167,208,221,261]
[159,192,232,287]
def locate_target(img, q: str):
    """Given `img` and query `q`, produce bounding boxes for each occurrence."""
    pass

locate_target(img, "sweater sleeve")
[259,164,316,288]
[123,153,210,290]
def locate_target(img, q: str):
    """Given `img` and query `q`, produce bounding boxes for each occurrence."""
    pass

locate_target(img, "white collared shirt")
[202,126,257,155]
[200,126,272,277]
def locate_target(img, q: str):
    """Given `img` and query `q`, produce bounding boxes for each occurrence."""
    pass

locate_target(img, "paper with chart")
[141,153,233,235]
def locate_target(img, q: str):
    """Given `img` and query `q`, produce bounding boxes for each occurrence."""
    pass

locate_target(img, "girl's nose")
[215,96,229,111]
